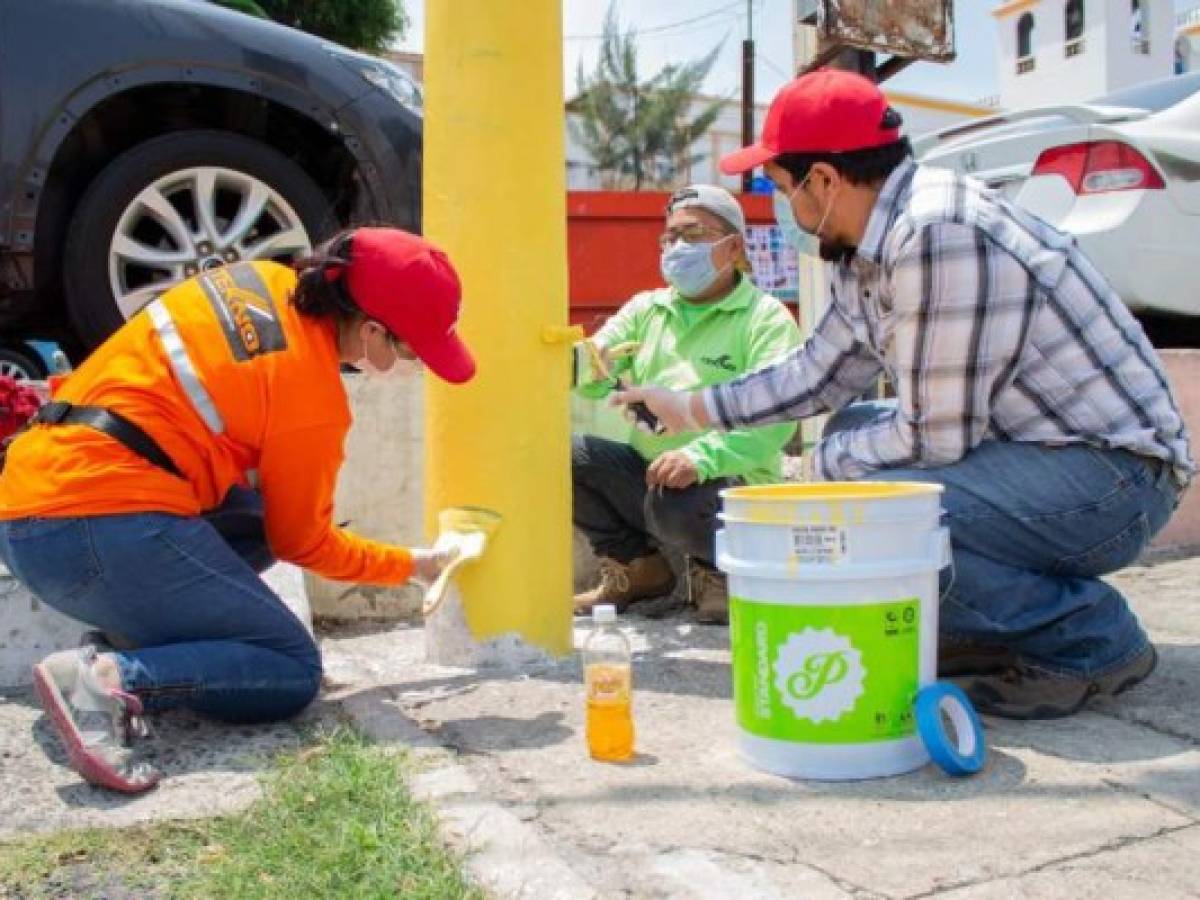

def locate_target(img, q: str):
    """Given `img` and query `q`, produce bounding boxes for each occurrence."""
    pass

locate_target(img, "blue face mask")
[659,236,732,299]
[773,187,819,258]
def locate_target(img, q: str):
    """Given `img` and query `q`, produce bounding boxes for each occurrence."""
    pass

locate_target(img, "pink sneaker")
[32,647,160,794]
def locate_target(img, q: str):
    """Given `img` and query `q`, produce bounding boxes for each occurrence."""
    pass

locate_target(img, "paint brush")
[422,506,504,617]
[582,340,662,434]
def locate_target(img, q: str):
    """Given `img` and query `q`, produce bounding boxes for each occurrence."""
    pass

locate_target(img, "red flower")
[0,375,44,443]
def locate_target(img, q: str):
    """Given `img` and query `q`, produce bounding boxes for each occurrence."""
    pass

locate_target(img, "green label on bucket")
[730,596,920,744]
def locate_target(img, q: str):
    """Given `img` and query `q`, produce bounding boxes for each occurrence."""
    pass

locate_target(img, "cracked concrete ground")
[324,553,1200,899]
[0,696,319,839]
[1,553,1197,898]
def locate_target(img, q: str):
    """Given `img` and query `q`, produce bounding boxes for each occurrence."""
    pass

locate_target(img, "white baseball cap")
[665,184,746,236]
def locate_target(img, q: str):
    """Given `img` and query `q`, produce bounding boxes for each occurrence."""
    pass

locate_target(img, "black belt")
[32,401,185,479]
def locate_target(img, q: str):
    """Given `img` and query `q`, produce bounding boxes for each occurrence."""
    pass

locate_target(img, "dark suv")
[0,0,422,357]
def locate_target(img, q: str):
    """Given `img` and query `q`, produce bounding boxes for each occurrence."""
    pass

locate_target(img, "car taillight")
[1031,141,1165,194]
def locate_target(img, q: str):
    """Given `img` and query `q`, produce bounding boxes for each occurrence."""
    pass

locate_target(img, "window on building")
[1131,0,1149,54]
[1065,0,1085,56]
[1017,12,1035,72]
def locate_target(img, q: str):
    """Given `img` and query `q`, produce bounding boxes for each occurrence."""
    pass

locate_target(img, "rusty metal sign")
[811,0,956,65]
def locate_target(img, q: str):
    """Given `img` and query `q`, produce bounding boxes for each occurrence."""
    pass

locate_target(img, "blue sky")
[397,1,1199,104]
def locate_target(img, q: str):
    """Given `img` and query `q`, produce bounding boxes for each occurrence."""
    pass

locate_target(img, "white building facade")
[994,0,1179,108]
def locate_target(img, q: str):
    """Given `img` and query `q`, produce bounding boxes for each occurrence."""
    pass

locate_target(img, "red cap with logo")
[720,69,901,175]
[343,228,475,384]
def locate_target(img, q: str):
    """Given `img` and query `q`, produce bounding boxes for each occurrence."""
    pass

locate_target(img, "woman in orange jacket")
[0,227,474,793]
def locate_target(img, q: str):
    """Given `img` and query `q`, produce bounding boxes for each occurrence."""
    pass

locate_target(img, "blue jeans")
[572,434,735,566]
[0,489,320,722]
[824,402,1181,677]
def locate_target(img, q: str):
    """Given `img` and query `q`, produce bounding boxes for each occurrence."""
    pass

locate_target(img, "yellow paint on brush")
[423,0,572,655]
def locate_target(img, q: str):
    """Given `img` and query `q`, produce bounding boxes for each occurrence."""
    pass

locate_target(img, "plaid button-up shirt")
[704,160,1194,487]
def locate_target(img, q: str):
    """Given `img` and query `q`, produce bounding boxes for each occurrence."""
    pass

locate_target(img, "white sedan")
[915,73,1200,320]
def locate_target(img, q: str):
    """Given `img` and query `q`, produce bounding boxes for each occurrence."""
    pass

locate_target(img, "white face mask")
[775,173,843,261]
[660,234,734,298]
[392,357,424,378]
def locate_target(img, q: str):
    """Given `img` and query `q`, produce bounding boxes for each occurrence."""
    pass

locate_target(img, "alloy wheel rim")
[108,166,312,319]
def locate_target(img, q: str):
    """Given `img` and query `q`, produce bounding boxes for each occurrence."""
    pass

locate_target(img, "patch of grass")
[0,822,204,898]
[0,728,481,900]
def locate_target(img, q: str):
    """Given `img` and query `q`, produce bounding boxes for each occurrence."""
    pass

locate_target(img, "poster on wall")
[746,224,800,303]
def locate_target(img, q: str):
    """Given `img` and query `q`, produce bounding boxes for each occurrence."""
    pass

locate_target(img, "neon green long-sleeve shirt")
[576,275,800,484]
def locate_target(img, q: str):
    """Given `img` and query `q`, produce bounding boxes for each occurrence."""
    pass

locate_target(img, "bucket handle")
[933,527,952,569]
[934,526,956,602]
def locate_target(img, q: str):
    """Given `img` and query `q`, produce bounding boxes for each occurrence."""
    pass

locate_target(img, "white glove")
[612,385,703,435]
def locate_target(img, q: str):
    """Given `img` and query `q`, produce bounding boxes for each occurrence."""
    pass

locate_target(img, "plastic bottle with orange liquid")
[583,604,634,761]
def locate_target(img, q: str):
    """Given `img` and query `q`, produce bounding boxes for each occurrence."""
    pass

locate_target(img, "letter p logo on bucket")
[774,628,865,723]
[786,651,850,700]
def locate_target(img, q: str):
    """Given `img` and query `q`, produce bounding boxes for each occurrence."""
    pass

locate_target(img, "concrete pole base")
[0,571,89,689]
[424,585,556,669]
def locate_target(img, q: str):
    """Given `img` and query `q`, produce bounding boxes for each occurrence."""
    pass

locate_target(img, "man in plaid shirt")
[620,70,1193,719]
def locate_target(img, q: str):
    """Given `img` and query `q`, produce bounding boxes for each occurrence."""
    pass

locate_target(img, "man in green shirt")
[573,185,800,624]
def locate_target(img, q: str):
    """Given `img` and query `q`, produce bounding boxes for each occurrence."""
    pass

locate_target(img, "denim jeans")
[0,488,320,722]
[825,402,1181,677]
[572,434,735,567]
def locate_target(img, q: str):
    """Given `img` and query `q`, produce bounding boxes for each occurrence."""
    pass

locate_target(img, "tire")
[64,130,336,350]
[0,345,49,381]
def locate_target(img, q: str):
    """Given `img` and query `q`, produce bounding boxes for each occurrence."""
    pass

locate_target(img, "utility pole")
[741,0,755,192]
[424,0,573,667]
[793,6,826,453]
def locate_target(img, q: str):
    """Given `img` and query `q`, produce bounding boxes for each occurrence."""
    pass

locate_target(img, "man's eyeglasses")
[657,224,728,249]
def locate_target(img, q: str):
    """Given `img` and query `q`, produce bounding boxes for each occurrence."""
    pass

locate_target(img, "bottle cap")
[592,604,617,624]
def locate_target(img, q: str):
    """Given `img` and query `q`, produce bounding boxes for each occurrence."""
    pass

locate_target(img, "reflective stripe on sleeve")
[148,300,226,435]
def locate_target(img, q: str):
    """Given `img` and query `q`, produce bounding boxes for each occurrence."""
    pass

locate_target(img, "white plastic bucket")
[717,482,949,781]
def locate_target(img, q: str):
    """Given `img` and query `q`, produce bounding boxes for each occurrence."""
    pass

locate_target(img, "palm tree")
[212,0,406,54]
[571,5,726,190]
[212,0,268,16]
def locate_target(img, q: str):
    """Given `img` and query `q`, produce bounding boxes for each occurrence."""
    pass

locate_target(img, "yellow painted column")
[423,0,572,658]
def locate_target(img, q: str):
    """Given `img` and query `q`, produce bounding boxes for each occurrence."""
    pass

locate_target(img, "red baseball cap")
[344,228,475,384]
[720,69,901,175]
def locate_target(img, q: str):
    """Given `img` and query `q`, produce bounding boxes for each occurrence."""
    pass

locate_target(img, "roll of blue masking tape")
[915,682,987,775]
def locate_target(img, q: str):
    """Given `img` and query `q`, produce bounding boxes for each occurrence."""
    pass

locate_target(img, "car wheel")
[64,130,336,350]
[0,345,49,381]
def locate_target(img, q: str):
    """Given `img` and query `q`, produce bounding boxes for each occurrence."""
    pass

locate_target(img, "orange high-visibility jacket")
[0,261,413,585]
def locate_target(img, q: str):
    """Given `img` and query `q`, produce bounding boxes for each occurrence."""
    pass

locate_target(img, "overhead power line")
[760,54,796,81]
[564,0,745,42]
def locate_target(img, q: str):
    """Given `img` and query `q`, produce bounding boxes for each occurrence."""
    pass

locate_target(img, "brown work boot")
[938,636,1018,678]
[952,644,1158,720]
[573,553,675,614]
[688,561,729,625]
